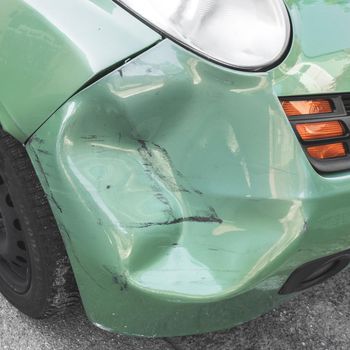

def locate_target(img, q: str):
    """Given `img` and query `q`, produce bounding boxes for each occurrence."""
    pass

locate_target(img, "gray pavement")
[1,268,350,350]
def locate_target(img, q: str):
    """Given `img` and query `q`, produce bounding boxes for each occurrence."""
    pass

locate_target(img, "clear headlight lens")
[116,0,291,71]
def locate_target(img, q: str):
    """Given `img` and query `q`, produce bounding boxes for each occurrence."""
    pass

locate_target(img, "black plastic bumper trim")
[279,249,350,295]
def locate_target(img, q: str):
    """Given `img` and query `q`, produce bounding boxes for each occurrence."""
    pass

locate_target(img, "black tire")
[0,129,79,318]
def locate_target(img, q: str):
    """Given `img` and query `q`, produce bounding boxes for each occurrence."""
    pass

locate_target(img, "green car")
[0,0,350,337]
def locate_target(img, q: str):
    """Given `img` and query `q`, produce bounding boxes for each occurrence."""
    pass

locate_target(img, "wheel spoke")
[0,173,30,292]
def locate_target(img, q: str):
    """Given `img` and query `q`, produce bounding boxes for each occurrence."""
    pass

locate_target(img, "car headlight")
[115,0,291,71]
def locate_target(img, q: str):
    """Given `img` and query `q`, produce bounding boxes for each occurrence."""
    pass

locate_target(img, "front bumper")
[26,1,350,337]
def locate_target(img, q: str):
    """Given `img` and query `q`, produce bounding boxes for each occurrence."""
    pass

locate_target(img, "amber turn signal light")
[282,99,333,117]
[296,121,345,141]
[307,143,346,159]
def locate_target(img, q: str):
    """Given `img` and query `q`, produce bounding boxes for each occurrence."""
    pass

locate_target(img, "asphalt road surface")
[1,268,350,350]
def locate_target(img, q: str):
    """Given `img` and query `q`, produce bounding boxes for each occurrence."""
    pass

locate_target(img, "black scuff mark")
[154,192,176,220]
[137,139,152,157]
[32,150,49,187]
[81,135,98,140]
[151,142,187,179]
[302,220,308,233]
[137,139,177,222]
[135,139,223,227]
[37,148,51,156]
[139,139,205,195]
[137,139,191,194]
[81,135,105,143]
[208,206,219,218]
[29,136,45,146]
[103,266,128,292]
[130,215,223,229]
[51,196,63,213]
[31,149,63,213]
[112,275,128,291]
[207,247,239,254]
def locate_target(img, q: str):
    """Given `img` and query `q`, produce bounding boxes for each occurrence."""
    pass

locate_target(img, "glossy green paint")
[275,0,350,96]
[21,0,350,337]
[0,0,161,142]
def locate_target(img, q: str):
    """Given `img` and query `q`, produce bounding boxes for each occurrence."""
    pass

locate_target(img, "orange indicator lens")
[296,121,345,141]
[282,99,333,117]
[307,143,346,159]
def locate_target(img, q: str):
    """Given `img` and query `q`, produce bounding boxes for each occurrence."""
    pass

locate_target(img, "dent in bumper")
[26,38,350,336]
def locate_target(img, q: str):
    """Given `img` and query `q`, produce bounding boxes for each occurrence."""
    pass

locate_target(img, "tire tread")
[0,129,79,318]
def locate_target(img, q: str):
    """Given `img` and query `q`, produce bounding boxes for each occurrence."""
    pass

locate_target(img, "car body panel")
[26,0,350,332]
[0,0,161,141]
[26,39,306,336]
[274,0,350,96]
[2,0,349,337]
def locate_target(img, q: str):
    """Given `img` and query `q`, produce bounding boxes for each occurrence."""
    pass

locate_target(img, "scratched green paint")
[9,0,350,337]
